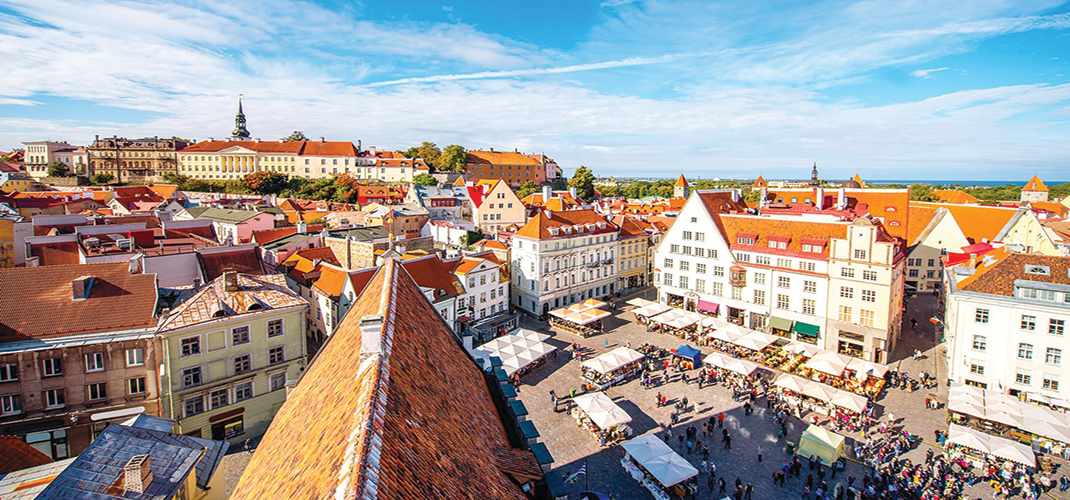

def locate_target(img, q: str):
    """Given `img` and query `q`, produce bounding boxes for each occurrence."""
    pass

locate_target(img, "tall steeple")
[809,162,820,187]
[232,98,251,140]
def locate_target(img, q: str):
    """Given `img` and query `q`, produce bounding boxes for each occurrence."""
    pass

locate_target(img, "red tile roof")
[198,247,265,281]
[932,190,979,204]
[514,209,617,240]
[251,225,325,246]
[28,240,81,266]
[232,260,533,500]
[159,274,305,331]
[1024,175,1049,192]
[178,140,305,154]
[674,174,688,188]
[912,202,1018,245]
[906,203,940,246]
[0,435,53,474]
[956,248,1070,296]
[752,176,768,189]
[466,150,540,166]
[0,263,158,340]
[721,215,845,259]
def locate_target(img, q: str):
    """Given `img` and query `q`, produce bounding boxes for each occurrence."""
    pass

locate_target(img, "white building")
[653,190,905,362]
[944,249,1070,400]
[22,141,86,178]
[452,254,509,323]
[511,209,618,316]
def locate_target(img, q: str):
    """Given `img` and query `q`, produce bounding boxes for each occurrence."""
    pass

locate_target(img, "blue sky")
[1,0,1069,181]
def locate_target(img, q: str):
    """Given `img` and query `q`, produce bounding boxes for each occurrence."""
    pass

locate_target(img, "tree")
[242,171,289,195]
[413,173,438,187]
[459,229,484,248]
[440,145,467,172]
[402,142,442,170]
[909,184,940,202]
[283,131,309,142]
[46,161,69,177]
[568,166,596,202]
[90,172,115,185]
[516,180,538,199]
[598,184,621,198]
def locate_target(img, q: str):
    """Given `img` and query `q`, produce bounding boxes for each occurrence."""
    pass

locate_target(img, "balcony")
[602,258,614,266]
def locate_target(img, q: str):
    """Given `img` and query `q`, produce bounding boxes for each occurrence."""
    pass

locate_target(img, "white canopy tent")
[582,347,646,375]
[633,303,672,318]
[804,351,852,376]
[731,331,778,351]
[947,424,1035,467]
[710,323,748,343]
[621,435,699,488]
[830,391,869,414]
[703,352,760,375]
[783,341,822,356]
[626,298,655,308]
[947,424,991,453]
[701,317,731,330]
[573,392,633,430]
[477,329,556,376]
[845,358,888,379]
[774,373,811,393]
[565,308,612,325]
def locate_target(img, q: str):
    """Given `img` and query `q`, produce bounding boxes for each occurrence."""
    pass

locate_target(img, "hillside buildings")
[21,141,87,179]
[465,149,557,186]
[87,136,190,183]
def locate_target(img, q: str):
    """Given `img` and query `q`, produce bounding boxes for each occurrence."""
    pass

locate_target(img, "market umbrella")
[830,391,869,413]
[947,400,986,420]
[731,331,778,351]
[802,383,839,403]
[947,424,990,453]
[701,317,730,330]
[711,324,747,342]
[804,351,851,376]
[573,392,632,429]
[626,298,654,308]
[1022,419,1070,444]
[724,358,759,376]
[783,342,821,356]
[621,434,672,464]
[643,454,699,487]
[952,392,986,408]
[774,373,811,393]
[845,358,888,379]
[1019,404,1068,428]
[988,440,1036,467]
[984,410,1023,428]
[949,383,985,400]
[634,303,672,318]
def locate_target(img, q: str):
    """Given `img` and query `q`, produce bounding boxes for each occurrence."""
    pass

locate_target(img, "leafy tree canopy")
[90,172,115,186]
[413,173,438,187]
[909,184,941,202]
[283,131,309,142]
[516,180,538,199]
[46,161,69,177]
[401,142,442,171]
[568,165,596,202]
[439,145,467,172]
[242,171,289,195]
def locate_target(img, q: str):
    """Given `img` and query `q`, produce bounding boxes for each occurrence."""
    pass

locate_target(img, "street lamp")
[929,316,946,343]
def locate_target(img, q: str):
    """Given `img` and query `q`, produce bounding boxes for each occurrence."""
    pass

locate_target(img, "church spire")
[232,97,251,140]
[809,162,819,187]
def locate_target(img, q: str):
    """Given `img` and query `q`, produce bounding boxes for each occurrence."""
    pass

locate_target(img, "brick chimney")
[123,455,153,493]
[72,276,95,301]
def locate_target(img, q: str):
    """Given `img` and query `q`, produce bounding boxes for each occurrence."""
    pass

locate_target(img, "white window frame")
[125,348,145,367]
[85,352,105,373]
[268,346,285,365]
[267,319,284,338]
[180,336,202,357]
[42,358,62,377]
[127,377,147,395]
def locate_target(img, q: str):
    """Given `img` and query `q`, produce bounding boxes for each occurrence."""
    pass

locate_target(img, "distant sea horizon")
[616,178,1064,188]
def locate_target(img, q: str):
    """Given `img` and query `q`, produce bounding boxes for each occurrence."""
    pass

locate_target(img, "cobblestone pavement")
[516,289,1070,499]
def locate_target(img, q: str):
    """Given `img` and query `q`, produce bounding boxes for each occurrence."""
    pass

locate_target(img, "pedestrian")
[682,396,688,411]
[701,459,708,473]
[661,394,667,407]
[656,392,662,407]
[549,389,557,405]
[710,462,716,478]
[724,434,732,449]
[678,434,684,447]
[744,483,753,500]
[718,477,727,495]
[604,339,609,348]
[887,411,895,424]
[708,474,715,493]
[757,445,763,462]
[702,446,710,461]
[718,412,725,427]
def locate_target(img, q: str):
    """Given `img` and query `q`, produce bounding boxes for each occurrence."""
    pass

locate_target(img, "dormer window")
[886,207,897,212]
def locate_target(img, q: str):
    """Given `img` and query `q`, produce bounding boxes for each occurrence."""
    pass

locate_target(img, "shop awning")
[793,321,820,337]
[769,316,794,332]
[673,345,702,364]
[697,300,720,314]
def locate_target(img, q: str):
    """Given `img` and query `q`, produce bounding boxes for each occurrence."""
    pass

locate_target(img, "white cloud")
[912,67,950,79]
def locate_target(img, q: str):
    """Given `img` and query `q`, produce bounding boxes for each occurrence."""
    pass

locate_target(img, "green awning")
[769,316,794,332]
[793,321,820,337]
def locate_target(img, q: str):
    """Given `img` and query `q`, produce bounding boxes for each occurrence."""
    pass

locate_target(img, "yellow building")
[997,207,1063,256]
[0,172,34,192]
[612,215,650,292]
[156,272,308,443]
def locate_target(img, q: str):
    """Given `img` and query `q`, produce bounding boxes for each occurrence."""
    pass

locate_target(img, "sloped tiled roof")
[28,240,81,266]
[521,191,580,209]
[846,190,909,239]
[192,208,264,224]
[694,190,750,240]
[721,215,845,259]
[231,260,533,500]
[311,265,352,299]
[752,176,768,189]
[906,203,940,246]
[0,263,157,340]
[179,140,303,154]
[198,246,265,281]
[251,225,324,246]
[1029,201,1068,217]
[514,209,617,240]
[674,174,688,188]
[0,436,52,474]
[466,150,540,166]
[1024,175,1049,192]
[956,248,1070,296]
[159,274,305,331]
[913,202,1018,245]
[932,190,979,204]
[472,239,508,250]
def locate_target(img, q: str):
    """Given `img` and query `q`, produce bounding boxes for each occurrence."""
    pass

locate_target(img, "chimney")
[357,139,362,151]
[296,221,307,234]
[815,187,824,210]
[208,137,214,142]
[369,146,376,155]
[569,186,578,198]
[546,209,553,220]
[489,147,494,153]
[360,314,384,355]
[123,455,153,494]
[731,189,740,203]
[223,271,239,292]
[542,185,552,200]
[837,188,846,209]
[72,276,95,300]
[255,138,261,143]
[968,253,978,268]
[320,137,325,143]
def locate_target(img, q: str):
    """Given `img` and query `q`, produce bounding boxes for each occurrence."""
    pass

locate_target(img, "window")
[696,232,705,242]
[1047,348,1062,365]
[710,249,718,259]
[235,382,253,402]
[42,358,62,377]
[861,290,876,302]
[696,263,706,274]
[44,389,65,408]
[0,363,17,382]
[927,258,936,267]
[663,273,673,286]
[838,306,852,322]
[679,276,689,289]
[1018,343,1034,359]
[679,261,689,271]
[85,352,105,373]
[908,269,919,278]
[853,249,867,260]
[803,280,817,293]
[694,248,705,257]
[859,310,875,327]
[972,335,986,351]
[128,378,146,395]
[234,354,252,374]
[975,308,989,323]
[969,364,985,375]
[86,382,107,401]
[840,268,855,278]
[1050,319,1065,336]
[670,244,680,253]
[682,231,692,240]
[683,246,692,255]
[269,346,285,365]
[1022,315,1036,331]
[862,270,877,281]
[125,348,144,367]
[754,273,766,285]
[183,396,205,417]
[210,388,229,409]
[269,372,287,391]
[1,395,21,415]
[713,282,724,297]
[232,326,250,345]
[778,276,790,289]
[663,258,673,269]
[182,366,203,388]
[1044,376,1060,391]
[776,294,789,310]
[713,266,724,277]
[181,337,201,357]
[753,290,765,306]
[799,261,815,272]
[695,279,706,293]
[731,287,743,301]
[839,286,853,299]
[803,299,816,315]
[1015,371,1032,386]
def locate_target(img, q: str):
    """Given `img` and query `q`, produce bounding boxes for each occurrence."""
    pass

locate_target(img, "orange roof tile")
[753,176,768,189]
[472,239,508,250]
[906,203,940,246]
[956,248,1070,296]
[231,260,532,500]
[466,150,540,166]
[311,265,351,298]
[1024,175,1049,192]
[0,435,52,474]
[912,202,1018,244]
[1029,201,1068,217]
[514,209,617,240]
[0,262,158,340]
[852,173,866,188]
[674,174,688,188]
[283,247,339,274]
[932,190,979,204]
[300,141,360,156]
[198,247,265,281]
[721,215,845,259]
[179,140,304,154]
[144,184,180,200]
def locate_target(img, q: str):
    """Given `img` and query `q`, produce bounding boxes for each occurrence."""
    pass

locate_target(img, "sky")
[1,0,1069,181]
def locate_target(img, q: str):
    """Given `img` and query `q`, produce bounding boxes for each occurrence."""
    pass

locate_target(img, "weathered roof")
[0,436,52,475]
[0,263,158,341]
[159,273,305,331]
[191,208,264,224]
[231,260,533,500]
[197,246,265,281]
[956,248,1070,297]
[325,226,390,242]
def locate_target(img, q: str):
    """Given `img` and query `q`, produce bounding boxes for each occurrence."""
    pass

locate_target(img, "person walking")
[718,477,727,495]
[743,483,753,500]
[724,433,732,449]
[708,474,715,493]
[757,445,763,462]
[656,391,662,407]
[718,412,725,428]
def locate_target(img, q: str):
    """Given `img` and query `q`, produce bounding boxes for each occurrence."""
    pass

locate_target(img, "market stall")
[797,425,845,465]
[633,303,672,322]
[581,347,646,390]
[477,329,556,378]
[946,382,1070,455]
[946,423,1036,468]
[672,345,702,370]
[626,298,654,308]
[703,352,760,376]
[571,392,633,445]
[550,301,611,337]
[621,434,699,500]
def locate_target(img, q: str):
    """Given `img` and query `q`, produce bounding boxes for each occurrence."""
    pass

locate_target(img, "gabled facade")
[452,255,509,334]
[905,205,970,292]
[465,149,548,185]
[156,272,308,443]
[996,207,1063,256]
[612,215,651,292]
[469,179,526,235]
